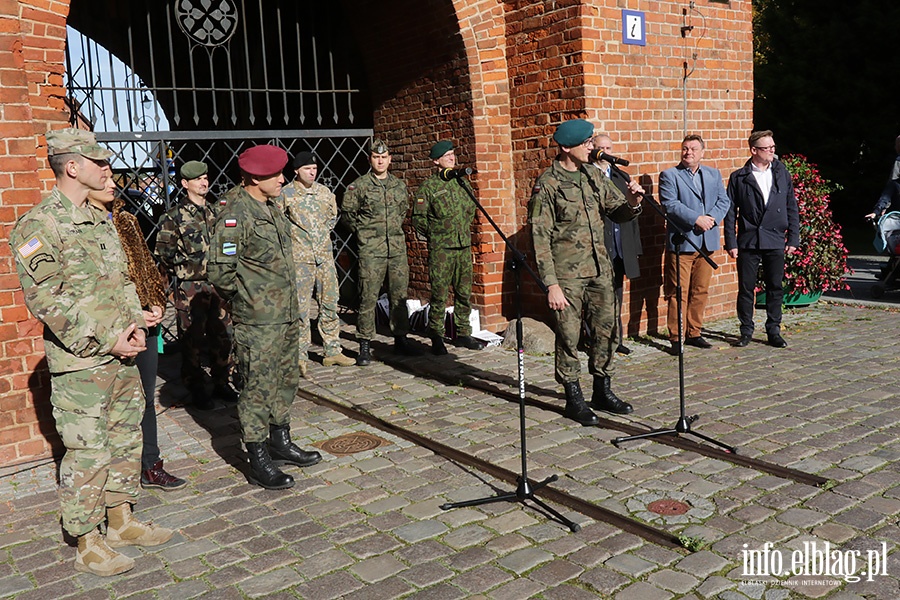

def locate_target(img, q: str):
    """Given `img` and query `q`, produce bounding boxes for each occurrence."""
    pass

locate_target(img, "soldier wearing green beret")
[342,139,421,365]
[527,119,646,426]
[155,160,237,410]
[412,141,486,354]
[10,128,173,576]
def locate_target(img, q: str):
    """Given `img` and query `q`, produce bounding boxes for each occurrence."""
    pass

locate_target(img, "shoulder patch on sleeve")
[532,185,542,195]
[416,197,425,204]
[222,242,237,256]
[16,235,44,258]
[347,185,356,191]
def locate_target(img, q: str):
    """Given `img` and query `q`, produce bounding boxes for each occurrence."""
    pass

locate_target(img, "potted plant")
[756,154,850,306]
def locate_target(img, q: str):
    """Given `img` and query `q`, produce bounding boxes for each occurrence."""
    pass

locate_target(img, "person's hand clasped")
[142,305,164,328]
[111,323,147,359]
[694,214,715,232]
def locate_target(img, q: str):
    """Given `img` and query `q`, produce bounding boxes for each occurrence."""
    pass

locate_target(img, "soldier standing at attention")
[412,141,486,355]
[282,151,355,375]
[10,129,173,576]
[342,139,420,365]
[155,161,236,410]
[528,120,645,426]
[208,145,322,490]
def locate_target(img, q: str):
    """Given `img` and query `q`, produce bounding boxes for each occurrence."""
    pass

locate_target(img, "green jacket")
[342,172,410,258]
[154,197,218,281]
[9,188,145,374]
[412,174,476,248]
[208,186,299,325]
[527,161,640,287]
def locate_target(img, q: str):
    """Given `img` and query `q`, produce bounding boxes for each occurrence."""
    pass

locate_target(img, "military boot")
[246,442,294,489]
[75,528,134,576]
[430,334,448,356]
[563,381,599,426]
[394,335,422,356]
[106,503,174,548]
[268,424,323,468]
[323,352,356,367]
[454,335,486,350]
[356,340,372,366]
[590,376,633,414]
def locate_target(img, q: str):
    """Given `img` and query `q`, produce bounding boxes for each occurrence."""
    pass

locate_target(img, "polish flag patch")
[224,219,237,227]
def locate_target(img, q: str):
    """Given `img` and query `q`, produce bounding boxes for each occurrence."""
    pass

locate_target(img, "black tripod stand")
[609,165,735,453]
[437,173,580,532]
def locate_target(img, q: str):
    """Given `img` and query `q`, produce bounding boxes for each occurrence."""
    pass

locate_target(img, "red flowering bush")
[774,154,850,295]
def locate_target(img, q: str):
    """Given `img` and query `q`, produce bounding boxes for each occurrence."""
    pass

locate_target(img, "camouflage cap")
[429,140,454,160]
[180,160,208,180]
[46,128,113,161]
[369,138,389,155]
[553,119,594,147]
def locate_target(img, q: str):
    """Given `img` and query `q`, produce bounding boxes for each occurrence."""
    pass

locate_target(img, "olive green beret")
[180,161,208,180]
[429,140,454,160]
[553,119,594,147]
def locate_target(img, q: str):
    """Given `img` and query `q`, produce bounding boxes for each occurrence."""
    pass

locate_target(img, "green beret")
[429,140,454,160]
[46,128,113,161]
[553,119,594,147]
[180,161,208,180]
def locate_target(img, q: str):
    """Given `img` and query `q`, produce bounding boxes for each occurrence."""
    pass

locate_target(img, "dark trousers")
[736,249,785,337]
[136,327,160,471]
[611,256,625,346]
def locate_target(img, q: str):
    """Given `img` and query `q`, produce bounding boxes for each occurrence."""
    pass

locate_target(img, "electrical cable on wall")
[680,1,707,136]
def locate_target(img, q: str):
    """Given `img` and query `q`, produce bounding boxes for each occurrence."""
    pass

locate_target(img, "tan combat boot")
[299,361,309,379]
[74,527,135,576]
[106,503,174,548]
[322,352,355,367]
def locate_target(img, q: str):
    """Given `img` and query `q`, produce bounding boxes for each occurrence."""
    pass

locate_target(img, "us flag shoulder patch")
[17,236,43,258]
[224,219,237,228]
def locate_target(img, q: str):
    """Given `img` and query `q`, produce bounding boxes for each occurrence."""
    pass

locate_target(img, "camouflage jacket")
[154,197,217,281]
[342,172,409,258]
[527,161,641,287]
[412,174,476,248]
[282,180,337,266]
[9,188,145,374]
[207,186,299,325]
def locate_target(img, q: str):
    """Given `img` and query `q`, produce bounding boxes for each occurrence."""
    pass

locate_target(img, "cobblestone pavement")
[1,297,900,599]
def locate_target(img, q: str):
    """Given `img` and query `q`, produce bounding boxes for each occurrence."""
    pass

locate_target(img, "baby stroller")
[871,211,900,298]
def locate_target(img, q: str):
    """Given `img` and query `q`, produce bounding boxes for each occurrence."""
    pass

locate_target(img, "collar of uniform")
[54,188,98,225]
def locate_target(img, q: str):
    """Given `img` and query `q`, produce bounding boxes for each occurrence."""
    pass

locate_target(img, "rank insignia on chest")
[16,236,44,258]
[224,219,237,227]
[222,242,237,256]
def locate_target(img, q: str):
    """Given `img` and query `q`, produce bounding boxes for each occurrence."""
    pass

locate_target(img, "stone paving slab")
[1,302,900,598]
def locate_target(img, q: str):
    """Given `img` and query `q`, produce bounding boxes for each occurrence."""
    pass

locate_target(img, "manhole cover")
[647,499,690,515]
[315,432,392,456]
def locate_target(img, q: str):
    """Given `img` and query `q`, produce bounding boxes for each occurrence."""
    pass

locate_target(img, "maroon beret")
[238,145,288,176]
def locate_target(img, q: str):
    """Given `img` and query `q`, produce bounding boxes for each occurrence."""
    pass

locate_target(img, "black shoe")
[356,340,372,366]
[684,336,712,349]
[616,344,632,355]
[268,425,322,468]
[454,335,486,350]
[141,460,187,490]
[431,336,448,356]
[590,376,633,415]
[246,442,294,490]
[733,335,752,347]
[767,333,788,348]
[213,384,239,404]
[562,381,599,426]
[394,336,422,356]
[188,385,215,411]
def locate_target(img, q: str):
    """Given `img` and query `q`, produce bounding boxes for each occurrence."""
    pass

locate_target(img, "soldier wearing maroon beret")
[208,145,322,490]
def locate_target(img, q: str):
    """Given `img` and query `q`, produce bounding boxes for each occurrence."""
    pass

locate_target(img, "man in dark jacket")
[724,130,799,348]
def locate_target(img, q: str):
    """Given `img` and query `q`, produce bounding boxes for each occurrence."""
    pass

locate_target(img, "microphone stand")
[607,163,735,453]
[437,173,580,532]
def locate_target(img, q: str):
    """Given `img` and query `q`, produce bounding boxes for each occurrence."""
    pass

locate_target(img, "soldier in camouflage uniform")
[413,140,486,355]
[155,161,236,410]
[528,119,645,426]
[282,151,355,375]
[208,145,322,490]
[342,139,421,365]
[9,129,172,576]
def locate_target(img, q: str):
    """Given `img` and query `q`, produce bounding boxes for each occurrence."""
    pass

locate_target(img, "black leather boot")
[454,335,486,350]
[394,335,422,356]
[431,335,448,356]
[563,381,599,426]
[356,340,372,366]
[590,376,633,414]
[268,425,322,468]
[245,442,294,490]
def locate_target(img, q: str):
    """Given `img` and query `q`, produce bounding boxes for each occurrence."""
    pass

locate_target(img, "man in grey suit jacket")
[593,135,642,354]
[724,130,799,348]
[659,134,731,349]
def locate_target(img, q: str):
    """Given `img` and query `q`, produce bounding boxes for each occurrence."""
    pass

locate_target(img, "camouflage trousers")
[356,252,410,340]
[426,246,474,337]
[552,275,618,384]
[50,360,143,537]
[174,280,234,387]
[296,260,343,362]
[233,321,300,443]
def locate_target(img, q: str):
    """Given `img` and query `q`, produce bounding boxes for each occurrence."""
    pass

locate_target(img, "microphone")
[439,167,474,181]
[588,149,630,166]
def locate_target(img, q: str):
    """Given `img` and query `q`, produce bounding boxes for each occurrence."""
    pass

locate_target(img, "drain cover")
[315,432,392,456]
[647,499,690,515]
